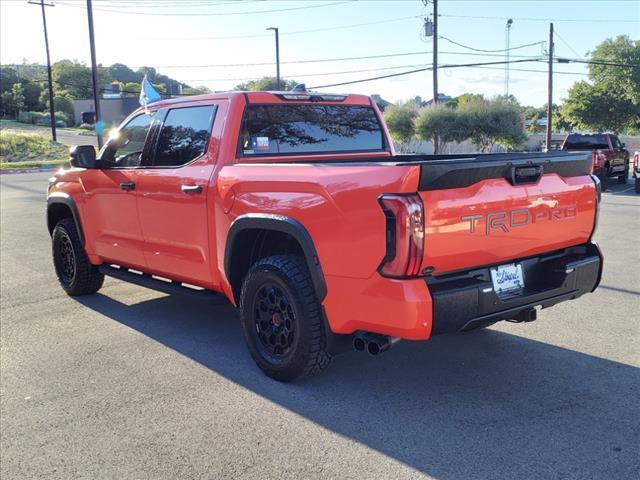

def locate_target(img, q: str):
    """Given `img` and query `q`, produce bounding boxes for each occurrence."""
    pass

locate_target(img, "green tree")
[449,93,484,109]
[415,104,468,153]
[561,36,640,133]
[122,82,141,97]
[21,82,43,111]
[0,83,25,117]
[528,113,540,133]
[109,63,139,83]
[182,85,211,96]
[234,77,298,91]
[383,102,418,152]
[458,97,526,152]
[0,66,19,94]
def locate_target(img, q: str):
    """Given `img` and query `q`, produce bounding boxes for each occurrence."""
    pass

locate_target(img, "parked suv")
[47,90,603,381]
[561,133,630,190]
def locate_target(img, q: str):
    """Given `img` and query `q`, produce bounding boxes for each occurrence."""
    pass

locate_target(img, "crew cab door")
[135,103,219,287]
[609,135,626,172]
[80,112,156,269]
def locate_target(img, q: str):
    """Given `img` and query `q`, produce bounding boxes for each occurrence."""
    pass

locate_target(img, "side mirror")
[69,145,97,168]
[622,143,626,149]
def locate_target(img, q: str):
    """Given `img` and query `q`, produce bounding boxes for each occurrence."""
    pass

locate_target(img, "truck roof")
[150,90,373,108]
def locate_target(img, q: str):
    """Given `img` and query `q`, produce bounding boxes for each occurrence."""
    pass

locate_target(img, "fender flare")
[47,193,85,245]
[224,214,327,301]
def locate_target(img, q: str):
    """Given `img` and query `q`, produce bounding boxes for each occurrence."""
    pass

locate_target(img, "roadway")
[1,172,638,479]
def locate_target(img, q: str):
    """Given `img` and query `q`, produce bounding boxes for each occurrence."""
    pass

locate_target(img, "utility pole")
[432,0,439,154]
[87,0,103,148]
[545,22,554,152]
[267,27,280,90]
[432,0,438,106]
[29,0,56,142]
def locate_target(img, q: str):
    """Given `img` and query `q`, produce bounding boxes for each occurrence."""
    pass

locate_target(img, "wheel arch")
[224,214,327,303]
[47,193,85,245]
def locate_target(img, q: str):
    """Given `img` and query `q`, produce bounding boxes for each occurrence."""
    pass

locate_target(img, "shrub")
[458,97,526,152]
[17,111,45,124]
[384,102,419,153]
[78,123,94,131]
[415,104,468,153]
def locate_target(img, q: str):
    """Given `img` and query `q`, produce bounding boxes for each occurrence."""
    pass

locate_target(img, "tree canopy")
[560,36,640,133]
[234,77,299,91]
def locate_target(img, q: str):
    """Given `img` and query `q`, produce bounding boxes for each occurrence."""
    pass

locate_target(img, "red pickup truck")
[561,133,630,191]
[47,90,603,381]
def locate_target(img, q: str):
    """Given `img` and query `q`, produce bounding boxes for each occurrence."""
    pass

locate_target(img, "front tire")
[618,166,629,184]
[239,255,331,382]
[597,168,608,192]
[635,177,640,194]
[52,218,104,296]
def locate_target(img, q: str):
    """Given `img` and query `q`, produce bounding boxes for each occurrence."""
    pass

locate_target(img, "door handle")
[120,182,135,191]
[181,184,203,194]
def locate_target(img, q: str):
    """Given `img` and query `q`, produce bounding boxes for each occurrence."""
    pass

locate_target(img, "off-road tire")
[52,218,104,296]
[618,167,629,184]
[239,254,332,382]
[597,169,608,192]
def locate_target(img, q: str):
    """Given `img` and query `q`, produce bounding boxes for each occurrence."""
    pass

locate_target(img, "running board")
[99,265,228,304]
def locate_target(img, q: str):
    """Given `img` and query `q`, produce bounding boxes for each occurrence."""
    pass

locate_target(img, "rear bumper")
[425,242,603,335]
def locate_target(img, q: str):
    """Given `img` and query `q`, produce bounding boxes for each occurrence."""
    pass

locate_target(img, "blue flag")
[139,75,161,106]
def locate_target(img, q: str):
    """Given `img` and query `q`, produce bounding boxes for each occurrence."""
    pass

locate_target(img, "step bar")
[99,265,228,304]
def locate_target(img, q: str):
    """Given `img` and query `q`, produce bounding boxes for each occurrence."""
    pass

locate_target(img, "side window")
[611,136,622,149]
[153,105,216,167]
[99,112,155,167]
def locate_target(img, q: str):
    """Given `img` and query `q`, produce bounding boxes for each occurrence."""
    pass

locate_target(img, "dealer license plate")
[490,263,524,295]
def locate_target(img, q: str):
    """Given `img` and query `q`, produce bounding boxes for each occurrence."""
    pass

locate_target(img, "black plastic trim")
[415,152,592,191]
[425,242,602,335]
[47,193,85,245]
[224,214,327,301]
[99,265,227,303]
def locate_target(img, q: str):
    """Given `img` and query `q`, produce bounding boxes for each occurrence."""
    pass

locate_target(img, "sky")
[1,0,638,107]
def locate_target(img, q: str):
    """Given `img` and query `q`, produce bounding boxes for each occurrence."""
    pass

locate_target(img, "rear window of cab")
[237,104,384,156]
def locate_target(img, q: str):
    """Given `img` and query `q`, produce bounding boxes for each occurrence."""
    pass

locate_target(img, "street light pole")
[267,27,280,90]
[29,0,56,141]
[505,18,513,96]
[86,0,103,148]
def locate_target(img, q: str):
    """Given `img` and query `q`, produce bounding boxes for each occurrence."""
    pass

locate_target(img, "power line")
[309,58,540,89]
[144,50,544,69]
[439,13,640,23]
[56,0,353,16]
[553,28,582,58]
[465,65,589,76]
[557,58,640,68]
[181,63,432,82]
[439,36,545,53]
[140,15,421,41]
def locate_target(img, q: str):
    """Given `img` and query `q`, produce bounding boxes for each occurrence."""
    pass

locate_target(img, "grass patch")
[0,130,69,163]
[1,158,69,171]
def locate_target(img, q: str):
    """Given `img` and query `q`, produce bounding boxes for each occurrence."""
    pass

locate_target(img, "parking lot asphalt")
[1,172,638,480]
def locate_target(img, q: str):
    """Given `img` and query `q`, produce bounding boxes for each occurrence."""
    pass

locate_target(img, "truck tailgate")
[415,153,597,274]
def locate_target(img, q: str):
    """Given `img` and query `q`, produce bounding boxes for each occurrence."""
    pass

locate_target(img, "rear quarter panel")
[216,163,434,339]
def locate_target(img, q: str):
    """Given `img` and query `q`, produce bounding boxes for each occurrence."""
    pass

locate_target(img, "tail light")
[634,152,638,171]
[378,194,424,277]
[590,174,601,238]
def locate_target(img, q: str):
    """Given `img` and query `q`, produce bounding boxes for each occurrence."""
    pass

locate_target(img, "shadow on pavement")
[76,293,639,479]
